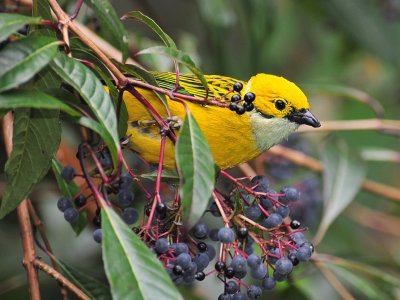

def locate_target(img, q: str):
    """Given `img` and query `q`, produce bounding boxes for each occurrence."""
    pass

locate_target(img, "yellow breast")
[124,88,262,169]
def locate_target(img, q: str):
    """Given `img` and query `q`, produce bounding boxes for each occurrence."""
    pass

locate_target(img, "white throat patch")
[249,112,299,151]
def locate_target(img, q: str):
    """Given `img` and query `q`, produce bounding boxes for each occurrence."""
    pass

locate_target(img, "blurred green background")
[1,0,400,299]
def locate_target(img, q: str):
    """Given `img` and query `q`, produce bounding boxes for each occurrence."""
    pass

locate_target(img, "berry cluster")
[56,145,313,299]
[229,82,256,115]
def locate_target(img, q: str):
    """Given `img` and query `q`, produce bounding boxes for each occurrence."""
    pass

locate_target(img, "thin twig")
[314,261,355,300]
[267,145,400,202]
[298,119,400,134]
[346,203,400,238]
[47,0,128,87]
[27,200,68,299]
[3,112,41,300]
[33,259,90,300]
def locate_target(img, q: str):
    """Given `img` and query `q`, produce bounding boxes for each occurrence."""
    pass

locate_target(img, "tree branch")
[267,145,400,202]
[33,259,90,300]
[3,112,41,300]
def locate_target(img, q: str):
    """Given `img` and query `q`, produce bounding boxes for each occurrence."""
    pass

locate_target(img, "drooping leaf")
[137,46,209,90]
[51,159,87,235]
[51,54,120,166]
[0,36,59,92]
[313,137,366,244]
[0,90,80,117]
[91,64,128,139]
[85,0,128,62]
[101,207,183,300]
[0,13,41,42]
[55,258,111,300]
[122,11,176,49]
[176,111,215,228]
[0,108,61,218]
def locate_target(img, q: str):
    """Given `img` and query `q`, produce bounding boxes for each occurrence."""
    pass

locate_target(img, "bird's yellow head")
[246,74,320,128]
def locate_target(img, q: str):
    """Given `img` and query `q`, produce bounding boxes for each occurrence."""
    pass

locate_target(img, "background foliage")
[1,0,400,299]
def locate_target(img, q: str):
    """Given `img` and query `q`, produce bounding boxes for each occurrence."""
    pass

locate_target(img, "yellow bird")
[123,72,320,169]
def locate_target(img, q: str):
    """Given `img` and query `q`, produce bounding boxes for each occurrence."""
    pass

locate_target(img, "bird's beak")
[289,110,321,128]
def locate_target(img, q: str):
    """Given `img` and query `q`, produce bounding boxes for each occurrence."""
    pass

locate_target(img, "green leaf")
[176,111,215,228]
[115,62,168,107]
[0,36,59,92]
[122,11,176,49]
[0,108,61,218]
[51,54,120,166]
[85,0,128,62]
[0,13,41,42]
[91,64,128,139]
[55,259,111,300]
[101,207,183,300]
[313,137,366,244]
[0,90,80,117]
[139,169,180,185]
[75,117,118,163]
[137,46,209,90]
[327,264,389,300]
[51,159,87,235]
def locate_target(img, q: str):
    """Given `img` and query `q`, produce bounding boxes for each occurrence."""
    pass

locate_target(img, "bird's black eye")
[275,100,286,111]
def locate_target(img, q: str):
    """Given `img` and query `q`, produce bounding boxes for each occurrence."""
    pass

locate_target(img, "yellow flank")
[124,88,258,169]
[123,73,315,169]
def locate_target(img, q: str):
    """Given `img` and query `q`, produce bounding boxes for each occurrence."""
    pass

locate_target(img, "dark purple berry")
[290,220,301,229]
[117,190,134,207]
[288,252,299,266]
[243,101,254,112]
[229,102,238,111]
[247,284,262,299]
[233,82,243,92]
[92,214,101,227]
[244,92,256,103]
[225,266,235,278]
[280,186,300,204]
[75,195,87,207]
[175,253,191,269]
[195,271,205,281]
[215,261,226,272]
[63,207,79,223]
[218,227,235,243]
[93,228,102,243]
[121,208,139,224]
[156,202,167,215]
[193,223,209,239]
[276,205,290,218]
[57,197,72,212]
[262,276,276,290]
[275,257,293,275]
[231,255,246,273]
[247,254,262,269]
[226,280,238,294]
[244,205,262,220]
[236,105,245,115]
[173,265,184,275]
[251,175,269,191]
[231,94,241,102]
[263,213,283,228]
[61,166,75,181]
[197,242,207,252]
[205,244,216,260]
[237,227,248,239]
[119,172,133,189]
[154,238,169,254]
